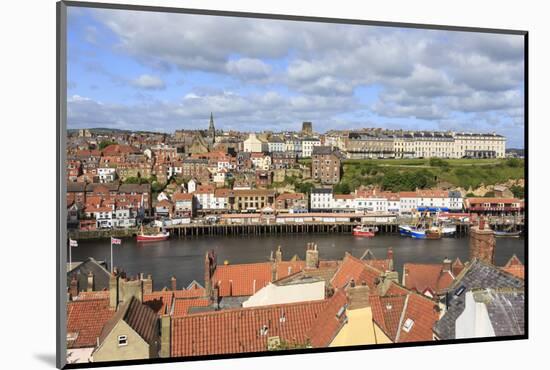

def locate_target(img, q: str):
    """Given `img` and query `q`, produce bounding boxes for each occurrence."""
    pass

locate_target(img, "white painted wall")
[242,281,325,308]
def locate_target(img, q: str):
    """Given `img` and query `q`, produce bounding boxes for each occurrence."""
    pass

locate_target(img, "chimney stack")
[69,275,79,299]
[170,276,177,291]
[142,274,153,295]
[275,246,283,263]
[87,272,94,292]
[469,218,496,265]
[305,243,319,269]
[109,273,118,310]
[387,247,394,271]
[442,257,452,273]
[159,315,171,358]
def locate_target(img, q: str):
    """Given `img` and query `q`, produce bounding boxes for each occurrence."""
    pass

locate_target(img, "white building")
[97,167,116,183]
[301,137,321,158]
[250,153,272,171]
[243,133,267,153]
[354,191,388,213]
[310,188,334,210]
[187,178,198,193]
[267,137,285,153]
[332,194,355,212]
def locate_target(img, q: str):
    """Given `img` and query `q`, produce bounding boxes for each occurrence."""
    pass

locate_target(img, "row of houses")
[66,228,524,363]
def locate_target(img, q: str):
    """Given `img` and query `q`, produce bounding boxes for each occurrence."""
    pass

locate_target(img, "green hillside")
[332,158,524,193]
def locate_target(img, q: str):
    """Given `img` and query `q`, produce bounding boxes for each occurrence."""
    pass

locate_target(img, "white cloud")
[130,74,166,90]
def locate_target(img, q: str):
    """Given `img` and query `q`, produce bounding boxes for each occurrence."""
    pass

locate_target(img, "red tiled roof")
[172,298,211,317]
[307,290,348,347]
[75,291,109,301]
[276,261,306,280]
[397,293,439,343]
[501,256,524,279]
[171,300,328,356]
[67,299,115,348]
[452,258,465,276]
[364,259,392,273]
[330,254,382,290]
[333,194,354,199]
[172,192,194,201]
[370,294,407,340]
[403,263,455,295]
[143,291,174,316]
[212,263,272,297]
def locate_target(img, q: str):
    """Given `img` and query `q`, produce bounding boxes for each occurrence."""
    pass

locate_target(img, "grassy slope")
[338,158,524,191]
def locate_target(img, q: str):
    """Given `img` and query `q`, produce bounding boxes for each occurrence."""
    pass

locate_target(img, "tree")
[510,185,525,199]
[333,182,351,194]
[465,192,476,197]
[98,140,117,150]
[484,191,495,197]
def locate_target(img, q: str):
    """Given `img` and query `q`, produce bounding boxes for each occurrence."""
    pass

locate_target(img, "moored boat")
[441,225,457,237]
[136,225,170,242]
[425,227,443,240]
[399,225,413,236]
[494,230,521,238]
[353,225,378,237]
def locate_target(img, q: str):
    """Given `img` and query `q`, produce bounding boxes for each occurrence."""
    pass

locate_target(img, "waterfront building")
[310,188,334,211]
[230,189,276,212]
[274,192,308,212]
[172,192,196,218]
[465,197,524,217]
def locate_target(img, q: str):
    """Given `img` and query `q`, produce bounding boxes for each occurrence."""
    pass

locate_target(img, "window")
[118,335,128,346]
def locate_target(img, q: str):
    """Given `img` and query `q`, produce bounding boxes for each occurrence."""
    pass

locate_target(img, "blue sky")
[67,6,525,148]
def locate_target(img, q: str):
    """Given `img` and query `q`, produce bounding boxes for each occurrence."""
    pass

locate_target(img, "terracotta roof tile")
[403,263,455,295]
[172,298,211,317]
[307,290,349,347]
[370,294,407,340]
[276,261,306,280]
[397,293,439,343]
[171,300,328,356]
[212,263,272,297]
[67,299,115,348]
[331,254,382,290]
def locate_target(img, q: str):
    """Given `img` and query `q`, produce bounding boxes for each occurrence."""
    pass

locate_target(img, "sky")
[67,7,525,148]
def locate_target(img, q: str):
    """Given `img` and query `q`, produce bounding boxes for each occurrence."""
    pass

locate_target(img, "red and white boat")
[352,225,378,237]
[136,227,170,242]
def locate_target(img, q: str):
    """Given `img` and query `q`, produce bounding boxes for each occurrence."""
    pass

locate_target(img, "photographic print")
[59,2,527,367]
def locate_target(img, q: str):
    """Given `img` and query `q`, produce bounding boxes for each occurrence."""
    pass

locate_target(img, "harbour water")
[70,234,525,290]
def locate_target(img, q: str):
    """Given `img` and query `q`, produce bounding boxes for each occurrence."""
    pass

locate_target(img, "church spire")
[208,112,215,140]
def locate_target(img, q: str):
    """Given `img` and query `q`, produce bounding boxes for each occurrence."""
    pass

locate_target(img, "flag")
[69,239,78,248]
[111,237,122,245]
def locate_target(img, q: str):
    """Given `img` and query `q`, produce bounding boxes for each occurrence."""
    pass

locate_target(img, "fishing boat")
[494,230,521,238]
[353,225,378,237]
[136,226,170,242]
[441,224,457,237]
[409,228,427,239]
[399,225,414,236]
[425,227,443,240]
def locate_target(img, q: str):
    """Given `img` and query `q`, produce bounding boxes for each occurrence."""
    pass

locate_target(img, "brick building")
[311,146,343,184]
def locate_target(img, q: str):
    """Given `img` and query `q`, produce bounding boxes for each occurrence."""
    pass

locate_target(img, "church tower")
[208,112,215,141]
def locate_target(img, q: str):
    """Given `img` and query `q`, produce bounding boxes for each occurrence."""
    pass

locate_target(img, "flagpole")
[69,239,72,272]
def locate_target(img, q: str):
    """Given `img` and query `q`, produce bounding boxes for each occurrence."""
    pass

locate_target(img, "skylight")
[403,318,414,332]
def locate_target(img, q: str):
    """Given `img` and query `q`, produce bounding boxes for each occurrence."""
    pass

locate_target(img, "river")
[70,234,525,290]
